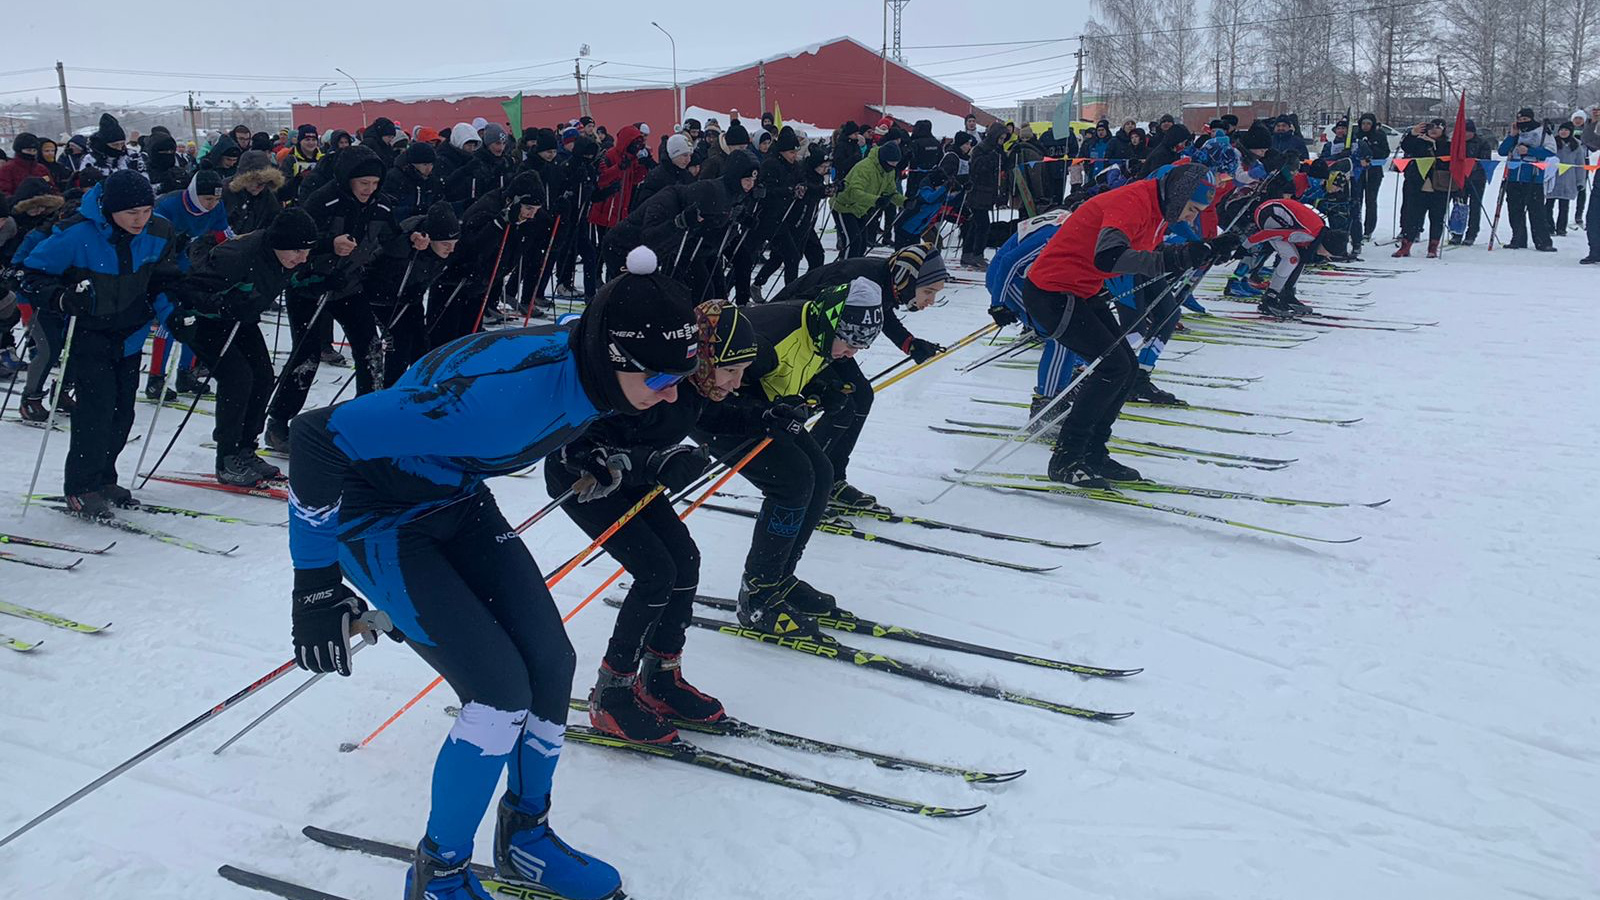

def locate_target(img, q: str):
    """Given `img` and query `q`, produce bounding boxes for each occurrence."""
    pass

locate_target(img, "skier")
[690,274,888,639]
[831,139,904,258]
[1021,164,1239,487]
[1243,197,1325,318]
[382,141,446,223]
[768,245,947,511]
[146,169,236,400]
[168,210,319,485]
[429,171,547,342]
[286,246,699,900]
[363,202,460,388]
[223,150,284,235]
[7,178,73,422]
[549,294,761,744]
[20,171,183,518]
[985,208,1085,437]
[279,125,323,204]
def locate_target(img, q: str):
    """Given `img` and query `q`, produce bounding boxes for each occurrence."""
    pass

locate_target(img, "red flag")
[1450,91,1470,190]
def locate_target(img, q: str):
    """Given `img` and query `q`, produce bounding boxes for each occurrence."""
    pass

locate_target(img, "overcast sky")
[2,1,1093,112]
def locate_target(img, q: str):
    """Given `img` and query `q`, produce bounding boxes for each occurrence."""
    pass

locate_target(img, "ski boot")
[1257,290,1299,319]
[1280,291,1314,317]
[1223,277,1262,298]
[494,793,624,900]
[18,395,49,422]
[735,574,831,643]
[55,387,75,416]
[264,418,291,453]
[1027,392,1063,440]
[637,650,726,725]
[588,661,676,744]
[99,483,140,510]
[1581,254,1600,264]
[1128,370,1185,407]
[144,376,177,403]
[175,364,208,396]
[1088,450,1142,483]
[217,452,269,487]
[1535,243,1558,252]
[1425,239,1441,259]
[405,836,496,900]
[1046,445,1110,489]
[959,251,989,270]
[784,577,839,617]
[65,491,113,521]
[1391,239,1413,258]
[828,480,880,512]
[243,451,284,482]
[320,347,349,367]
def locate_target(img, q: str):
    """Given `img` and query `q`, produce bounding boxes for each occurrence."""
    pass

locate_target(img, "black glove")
[901,337,944,364]
[988,305,1019,327]
[806,386,850,415]
[562,443,632,502]
[1161,241,1213,274]
[762,395,811,438]
[56,277,95,316]
[291,565,371,676]
[1206,232,1244,262]
[646,443,712,492]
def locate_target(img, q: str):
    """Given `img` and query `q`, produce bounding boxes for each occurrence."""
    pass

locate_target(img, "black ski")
[711,490,1095,549]
[928,425,1296,469]
[218,866,349,900]
[32,494,282,528]
[560,695,1021,782]
[974,395,1362,426]
[0,531,115,554]
[693,501,1062,573]
[957,470,1390,509]
[0,550,82,571]
[688,594,1141,678]
[297,827,626,899]
[38,503,240,555]
[684,612,1133,721]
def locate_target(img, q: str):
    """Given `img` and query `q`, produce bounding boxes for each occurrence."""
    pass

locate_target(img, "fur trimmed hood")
[229,163,285,193]
[13,191,65,218]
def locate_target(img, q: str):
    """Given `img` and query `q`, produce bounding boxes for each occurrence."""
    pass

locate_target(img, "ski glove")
[762,395,811,438]
[806,385,851,415]
[1205,233,1244,262]
[900,337,944,364]
[1161,241,1213,274]
[646,443,712,492]
[565,445,632,502]
[291,565,371,677]
[988,305,1019,328]
[56,278,96,316]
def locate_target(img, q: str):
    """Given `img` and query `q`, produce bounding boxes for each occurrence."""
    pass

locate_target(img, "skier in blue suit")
[286,245,699,900]
[985,209,1085,433]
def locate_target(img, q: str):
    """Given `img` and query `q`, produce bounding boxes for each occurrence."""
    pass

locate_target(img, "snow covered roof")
[686,36,977,105]
[868,105,970,137]
[683,105,831,140]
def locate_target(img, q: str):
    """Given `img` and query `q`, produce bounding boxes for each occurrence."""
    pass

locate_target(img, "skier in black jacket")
[1353,113,1391,239]
[381,141,446,222]
[750,128,806,295]
[362,202,460,387]
[554,136,601,298]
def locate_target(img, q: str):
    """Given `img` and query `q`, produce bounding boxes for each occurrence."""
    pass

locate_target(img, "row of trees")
[1086,0,1600,129]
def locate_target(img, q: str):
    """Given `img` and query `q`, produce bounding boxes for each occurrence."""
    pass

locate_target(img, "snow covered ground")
[4,195,1600,900]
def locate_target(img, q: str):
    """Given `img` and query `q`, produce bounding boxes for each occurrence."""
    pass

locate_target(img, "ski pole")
[424,279,468,339]
[212,638,373,755]
[128,329,185,490]
[136,321,242,490]
[1486,174,1508,251]
[0,611,388,850]
[0,318,35,423]
[470,221,516,334]
[263,292,332,413]
[521,216,563,327]
[20,316,77,517]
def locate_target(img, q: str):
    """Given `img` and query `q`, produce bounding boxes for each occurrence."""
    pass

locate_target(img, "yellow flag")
[1559,163,1573,175]
[1415,157,1435,178]
[773,104,783,131]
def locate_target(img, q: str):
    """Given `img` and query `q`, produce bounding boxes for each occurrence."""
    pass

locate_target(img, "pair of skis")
[928,423,1297,471]
[0,599,111,653]
[29,501,241,556]
[0,529,111,572]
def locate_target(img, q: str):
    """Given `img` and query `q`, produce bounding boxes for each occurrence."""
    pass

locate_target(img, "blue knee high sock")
[425,702,525,856]
[506,714,565,810]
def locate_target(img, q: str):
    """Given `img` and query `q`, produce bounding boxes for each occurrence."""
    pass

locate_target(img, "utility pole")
[1383,5,1395,123]
[185,92,200,147]
[758,61,767,115]
[1073,43,1086,122]
[881,0,889,110]
[1215,52,1222,122]
[55,61,71,136]
[888,0,911,63]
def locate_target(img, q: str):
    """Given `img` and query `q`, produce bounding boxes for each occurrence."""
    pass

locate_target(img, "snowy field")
[3,187,1600,900]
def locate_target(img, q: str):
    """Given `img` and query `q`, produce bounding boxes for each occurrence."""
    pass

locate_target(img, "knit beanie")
[267,209,319,250]
[876,141,903,168]
[666,134,693,159]
[402,141,437,165]
[724,122,750,146]
[96,113,126,145]
[100,170,155,215]
[836,277,886,349]
[422,201,461,241]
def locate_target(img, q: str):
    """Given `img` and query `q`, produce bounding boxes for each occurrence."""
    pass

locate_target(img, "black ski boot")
[65,491,114,521]
[243,451,284,482]
[1046,446,1110,489]
[405,836,496,900]
[55,387,75,416]
[1128,370,1186,407]
[1089,451,1142,483]
[1257,290,1299,319]
[319,347,349,367]
[217,452,267,487]
[735,574,831,643]
[175,365,208,396]
[99,483,140,509]
[1027,392,1063,439]
[144,376,177,403]
[637,650,726,724]
[18,396,49,422]
[829,480,881,512]
[1279,289,1313,316]
[264,418,291,453]
[784,577,839,616]
[588,661,676,744]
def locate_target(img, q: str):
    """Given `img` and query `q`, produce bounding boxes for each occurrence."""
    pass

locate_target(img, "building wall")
[1181,100,1286,132]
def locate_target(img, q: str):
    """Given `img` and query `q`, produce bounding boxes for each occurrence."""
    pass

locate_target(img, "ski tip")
[222,545,242,555]
[970,769,1028,784]
[929,803,988,818]
[1094,711,1136,722]
[65,558,84,570]
[1364,499,1392,508]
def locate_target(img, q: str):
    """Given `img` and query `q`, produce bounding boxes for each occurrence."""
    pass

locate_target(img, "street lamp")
[651,22,680,123]
[334,67,367,128]
[317,81,337,107]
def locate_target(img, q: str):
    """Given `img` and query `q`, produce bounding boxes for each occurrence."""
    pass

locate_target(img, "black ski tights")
[1021,281,1138,460]
[701,430,832,583]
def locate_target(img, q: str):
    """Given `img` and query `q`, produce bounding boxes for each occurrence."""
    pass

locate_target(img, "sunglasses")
[615,341,690,391]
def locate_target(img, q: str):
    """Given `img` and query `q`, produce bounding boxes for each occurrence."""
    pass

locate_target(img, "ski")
[31,495,284,528]
[39,504,240,556]
[0,531,113,554]
[928,425,1294,470]
[0,599,108,633]
[1171,332,1305,349]
[686,613,1133,721]
[709,491,1092,549]
[0,550,82,571]
[950,414,1290,439]
[137,396,214,416]
[1224,313,1419,333]
[958,470,1389,509]
[2,634,42,653]
[694,502,1063,573]
[218,866,353,900]
[944,475,1360,544]
[559,694,1022,782]
[687,594,1140,678]
[4,417,65,432]
[141,473,288,501]
[974,395,1362,426]
[296,828,629,899]
[200,441,290,461]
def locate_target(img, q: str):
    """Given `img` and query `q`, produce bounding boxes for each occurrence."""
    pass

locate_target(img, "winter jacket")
[831,145,905,218]
[1,181,64,267]
[632,158,695,212]
[906,121,943,175]
[589,125,649,229]
[831,137,863,183]
[446,144,515,208]
[558,139,600,225]
[21,183,183,339]
[1498,127,1556,185]
[153,187,235,271]
[755,153,804,232]
[143,133,188,197]
[360,121,399,169]
[360,214,454,309]
[603,180,729,274]
[734,282,866,401]
[171,229,306,324]
[769,256,917,355]
[1397,132,1453,193]
[967,130,1005,210]
[0,155,52,197]
[382,162,446,222]
[1546,134,1584,200]
[224,161,284,235]
[1461,134,1493,187]
[1028,177,1168,301]
[279,145,322,203]
[197,136,242,177]
[1011,137,1048,205]
[300,153,401,298]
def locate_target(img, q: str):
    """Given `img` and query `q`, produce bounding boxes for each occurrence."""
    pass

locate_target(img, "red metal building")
[291,37,992,139]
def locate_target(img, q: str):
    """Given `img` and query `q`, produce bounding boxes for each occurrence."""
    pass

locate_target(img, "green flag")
[501,92,524,138]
